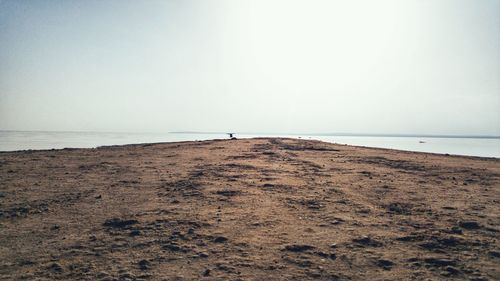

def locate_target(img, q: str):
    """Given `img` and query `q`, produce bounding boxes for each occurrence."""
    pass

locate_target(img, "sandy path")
[1,138,499,280]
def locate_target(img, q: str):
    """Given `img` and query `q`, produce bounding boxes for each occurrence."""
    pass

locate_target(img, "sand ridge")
[0,138,499,280]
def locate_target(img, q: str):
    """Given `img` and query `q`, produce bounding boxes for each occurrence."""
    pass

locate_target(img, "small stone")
[424,258,456,267]
[138,259,150,270]
[469,277,489,281]
[96,271,110,278]
[445,266,461,275]
[119,272,136,280]
[203,268,210,277]
[306,270,321,278]
[352,236,382,247]
[315,251,329,258]
[377,259,394,270]
[489,251,500,258]
[163,243,182,251]
[129,230,141,236]
[48,262,63,273]
[450,226,463,234]
[103,218,138,228]
[213,236,228,243]
[198,252,209,258]
[284,244,315,252]
[459,221,480,230]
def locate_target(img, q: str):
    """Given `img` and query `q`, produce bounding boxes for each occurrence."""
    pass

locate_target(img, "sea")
[0,131,499,158]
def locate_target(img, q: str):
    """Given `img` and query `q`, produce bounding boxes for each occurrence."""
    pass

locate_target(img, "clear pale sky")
[0,0,499,135]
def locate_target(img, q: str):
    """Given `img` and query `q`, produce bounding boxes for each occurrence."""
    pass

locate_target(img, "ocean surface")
[0,131,499,158]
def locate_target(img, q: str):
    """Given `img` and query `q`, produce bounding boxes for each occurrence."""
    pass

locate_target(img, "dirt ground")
[0,138,499,280]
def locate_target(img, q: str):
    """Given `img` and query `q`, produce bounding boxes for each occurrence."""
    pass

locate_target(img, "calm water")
[0,131,499,158]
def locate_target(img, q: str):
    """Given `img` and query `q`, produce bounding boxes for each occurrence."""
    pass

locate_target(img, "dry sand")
[0,138,499,280]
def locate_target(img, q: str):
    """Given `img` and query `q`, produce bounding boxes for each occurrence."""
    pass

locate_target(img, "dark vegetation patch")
[376,259,394,270]
[279,144,339,152]
[352,236,383,247]
[187,164,258,183]
[423,257,457,267]
[355,156,428,172]
[0,191,90,219]
[225,154,258,160]
[252,142,275,153]
[385,202,414,215]
[261,183,291,192]
[284,244,315,252]
[214,190,241,197]
[161,179,204,197]
[288,198,325,210]
[223,163,257,170]
[396,231,486,253]
[459,221,481,230]
[103,218,139,228]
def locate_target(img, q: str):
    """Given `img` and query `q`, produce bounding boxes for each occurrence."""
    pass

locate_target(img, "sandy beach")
[0,138,499,280]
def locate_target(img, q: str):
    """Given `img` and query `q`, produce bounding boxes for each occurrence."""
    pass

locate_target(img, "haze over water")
[1,131,499,158]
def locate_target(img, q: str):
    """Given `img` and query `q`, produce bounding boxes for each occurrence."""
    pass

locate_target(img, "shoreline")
[1,137,498,161]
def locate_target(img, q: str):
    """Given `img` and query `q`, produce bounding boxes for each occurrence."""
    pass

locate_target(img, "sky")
[0,0,499,135]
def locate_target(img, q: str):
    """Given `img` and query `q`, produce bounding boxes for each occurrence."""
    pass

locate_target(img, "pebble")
[129,230,141,236]
[284,244,315,252]
[48,262,63,273]
[203,268,210,276]
[445,266,461,275]
[213,236,228,243]
[103,218,138,228]
[489,251,500,258]
[377,259,394,270]
[459,221,481,230]
[138,259,150,270]
[198,252,209,258]
[424,257,456,267]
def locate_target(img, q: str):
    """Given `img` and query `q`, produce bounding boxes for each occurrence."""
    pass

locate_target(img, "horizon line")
[170,131,500,139]
[1,129,499,139]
